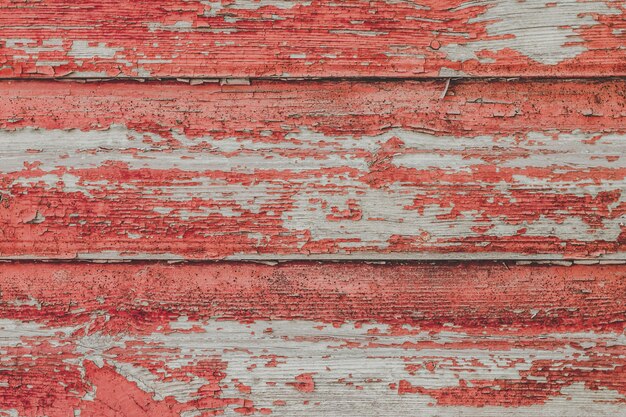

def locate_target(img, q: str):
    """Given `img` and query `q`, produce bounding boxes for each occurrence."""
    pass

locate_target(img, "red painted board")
[0,0,625,78]
[0,262,624,416]
[1,79,626,260]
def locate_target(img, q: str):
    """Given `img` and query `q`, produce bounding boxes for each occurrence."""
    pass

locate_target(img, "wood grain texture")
[2,79,626,260]
[0,262,624,416]
[1,0,625,79]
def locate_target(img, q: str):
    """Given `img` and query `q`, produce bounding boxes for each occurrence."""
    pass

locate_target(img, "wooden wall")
[1,1,625,415]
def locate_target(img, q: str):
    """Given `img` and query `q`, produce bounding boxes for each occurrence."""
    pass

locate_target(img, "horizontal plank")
[0,262,624,416]
[2,79,626,260]
[0,0,625,78]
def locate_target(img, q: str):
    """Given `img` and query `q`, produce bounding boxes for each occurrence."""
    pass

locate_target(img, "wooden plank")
[2,79,626,260]
[0,261,624,416]
[1,0,625,79]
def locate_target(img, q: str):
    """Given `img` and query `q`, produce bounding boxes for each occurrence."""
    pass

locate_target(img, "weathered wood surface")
[1,79,626,260]
[1,0,625,79]
[0,262,624,416]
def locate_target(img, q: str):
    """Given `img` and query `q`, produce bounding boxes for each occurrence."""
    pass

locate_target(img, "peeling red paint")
[0,262,624,415]
[0,1,625,78]
[1,4,626,415]
[6,261,626,333]
[81,362,181,417]
[1,79,626,260]
[287,374,316,393]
